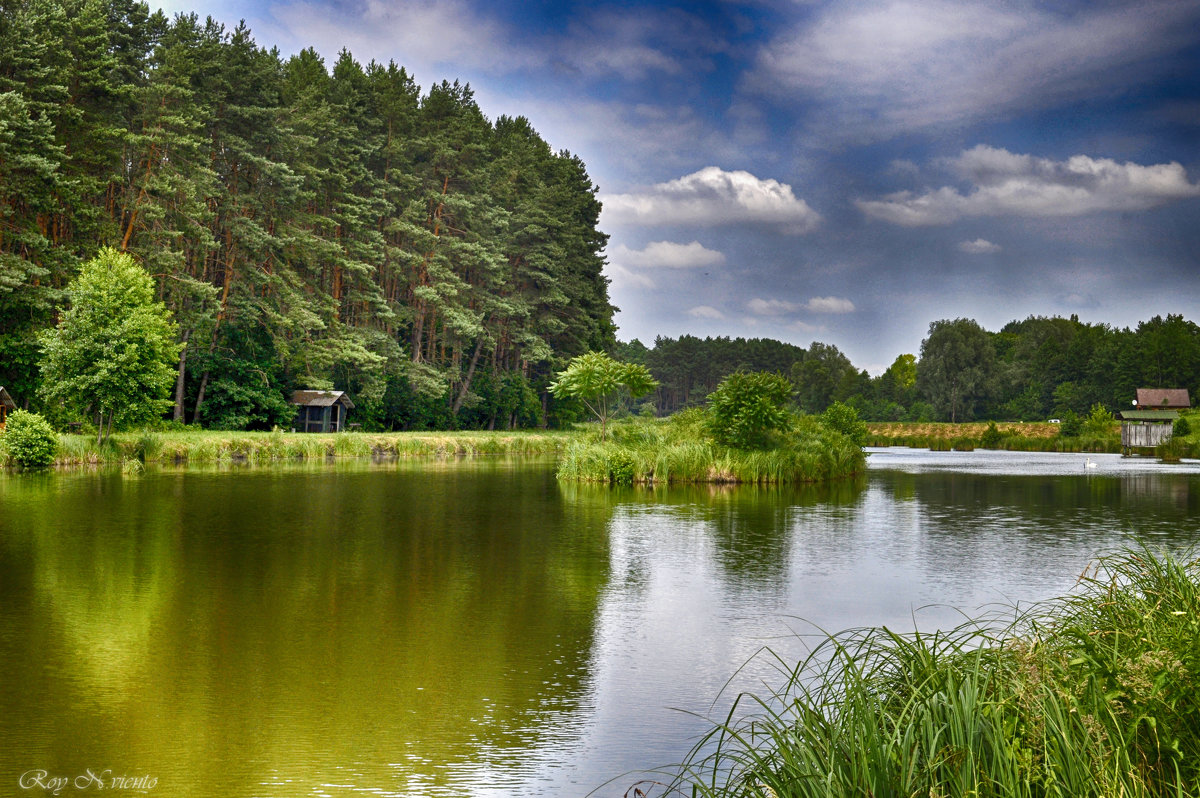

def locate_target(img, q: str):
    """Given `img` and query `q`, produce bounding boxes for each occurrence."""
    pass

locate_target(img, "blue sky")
[153,0,1200,372]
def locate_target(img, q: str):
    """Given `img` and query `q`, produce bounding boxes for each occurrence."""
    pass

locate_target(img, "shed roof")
[1135,388,1190,409]
[0,387,14,411]
[1120,410,1180,421]
[291,390,355,409]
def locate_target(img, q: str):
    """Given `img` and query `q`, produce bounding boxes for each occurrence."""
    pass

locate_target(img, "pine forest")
[0,0,614,430]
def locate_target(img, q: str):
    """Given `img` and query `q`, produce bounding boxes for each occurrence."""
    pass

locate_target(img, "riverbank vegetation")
[557,408,865,485]
[0,428,570,467]
[660,547,1200,798]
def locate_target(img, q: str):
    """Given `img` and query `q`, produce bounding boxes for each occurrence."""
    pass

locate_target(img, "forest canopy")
[2,2,1196,431]
[0,0,614,430]
[630,314,1200,424]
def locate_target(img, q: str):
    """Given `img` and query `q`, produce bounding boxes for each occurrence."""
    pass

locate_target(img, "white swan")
[1085,457,1098,469]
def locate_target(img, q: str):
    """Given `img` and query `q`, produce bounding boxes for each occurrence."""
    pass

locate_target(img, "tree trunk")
[173,328,191,422]
[192,371,209,425]
[451,332,487,416]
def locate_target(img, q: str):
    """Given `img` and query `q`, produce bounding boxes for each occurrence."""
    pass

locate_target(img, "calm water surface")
[3,450,1200,796]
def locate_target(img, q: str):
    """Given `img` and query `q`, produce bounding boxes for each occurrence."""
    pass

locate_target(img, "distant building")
[0,387,14,430]
[1121,388,1190,454]
[1134,388,1191,411]
[291,390,354,433]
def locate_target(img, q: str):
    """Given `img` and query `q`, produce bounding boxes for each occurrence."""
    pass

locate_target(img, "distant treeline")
[1,0,614,431]
[623,314,1200,423]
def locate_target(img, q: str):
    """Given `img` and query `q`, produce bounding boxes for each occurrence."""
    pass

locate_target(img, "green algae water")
[2,451,1199,796]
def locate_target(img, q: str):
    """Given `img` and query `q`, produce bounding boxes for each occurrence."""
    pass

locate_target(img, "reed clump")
[557,409,865,485]
[661,547,1200,798]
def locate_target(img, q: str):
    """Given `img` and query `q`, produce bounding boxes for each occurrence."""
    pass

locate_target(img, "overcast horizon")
[152,0,1200,373]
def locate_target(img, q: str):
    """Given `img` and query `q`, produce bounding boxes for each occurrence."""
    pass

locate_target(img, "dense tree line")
[628,314,1200,423]
[0,0,613,430]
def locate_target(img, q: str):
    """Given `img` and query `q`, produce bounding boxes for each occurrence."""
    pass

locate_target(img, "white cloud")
[747,298,800,316]
[613,241,727,269]
[605,263,655,290]
[600,167,821,233]
[559,7,725,81]
[258,0,533,77]
[805,296,855,314]
[859,146,1200,226]
[748,0,1200,139]
[687,305,725,320]
[958,239,1002,254]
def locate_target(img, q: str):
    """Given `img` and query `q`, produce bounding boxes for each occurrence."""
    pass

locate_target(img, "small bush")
[1058,410,1082,437]
[705,371,794,449]
[607,450,637,485]
[1174,416,1191,437]
[979,422,1003,448]
[3,410,58,468]
[1082,402,1116,437]
[820,401,868,446]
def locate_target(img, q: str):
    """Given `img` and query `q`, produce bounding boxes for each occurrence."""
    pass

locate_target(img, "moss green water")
[3,451,1200,797]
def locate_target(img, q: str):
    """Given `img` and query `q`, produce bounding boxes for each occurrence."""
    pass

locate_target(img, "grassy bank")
[661,547,1200,798]
[866,421,1123,453]
[14,428,573,466]
[557,410,865,485]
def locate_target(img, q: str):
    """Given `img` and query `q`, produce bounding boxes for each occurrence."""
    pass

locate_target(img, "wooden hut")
[0,387,15,431]
[1121,388,1190,454]
[1134,388,1191,411]
[1120,410,1178,451]
[291,390,354,433]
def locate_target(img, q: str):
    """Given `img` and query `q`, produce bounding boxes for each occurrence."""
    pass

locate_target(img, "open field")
[865,421,1123,453]
[867,421,1060,440]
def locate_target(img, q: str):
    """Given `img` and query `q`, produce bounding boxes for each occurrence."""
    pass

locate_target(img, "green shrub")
[1174,416,1191,437]
[3,410,58,468]
[820,401,868,446]
[979,422,1004,448]
[1082,402,1116,437]
[607,450,637,485]
[1059,410,1082,437]
[705,371,794,449]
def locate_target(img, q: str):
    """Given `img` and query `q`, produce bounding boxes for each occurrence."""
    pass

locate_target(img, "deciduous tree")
[38,248,180,442]
[549,351,656,440]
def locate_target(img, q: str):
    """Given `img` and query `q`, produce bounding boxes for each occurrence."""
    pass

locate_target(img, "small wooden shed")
[291,390,354,433]
[0,387,15,430]
[1120,409,1178,451]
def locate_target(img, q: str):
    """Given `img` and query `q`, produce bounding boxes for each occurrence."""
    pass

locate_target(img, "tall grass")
[558,411,865,485]
[43,428,571,465]
[657,547,1200,798]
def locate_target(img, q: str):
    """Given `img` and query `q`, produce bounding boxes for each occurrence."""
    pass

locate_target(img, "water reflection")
[0,460,610,798]
[2,452,1199,797]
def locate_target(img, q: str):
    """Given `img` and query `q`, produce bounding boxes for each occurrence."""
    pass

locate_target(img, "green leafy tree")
[917,318,996,423]
[820,401,868,446]
[2,409,58,468]
[1082,403,1116,438]
[38,248,181,443]
[705,371,794,449]
[549,351,656,440]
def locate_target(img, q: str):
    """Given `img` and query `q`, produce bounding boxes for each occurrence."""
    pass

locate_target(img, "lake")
[2,450,1199,797]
